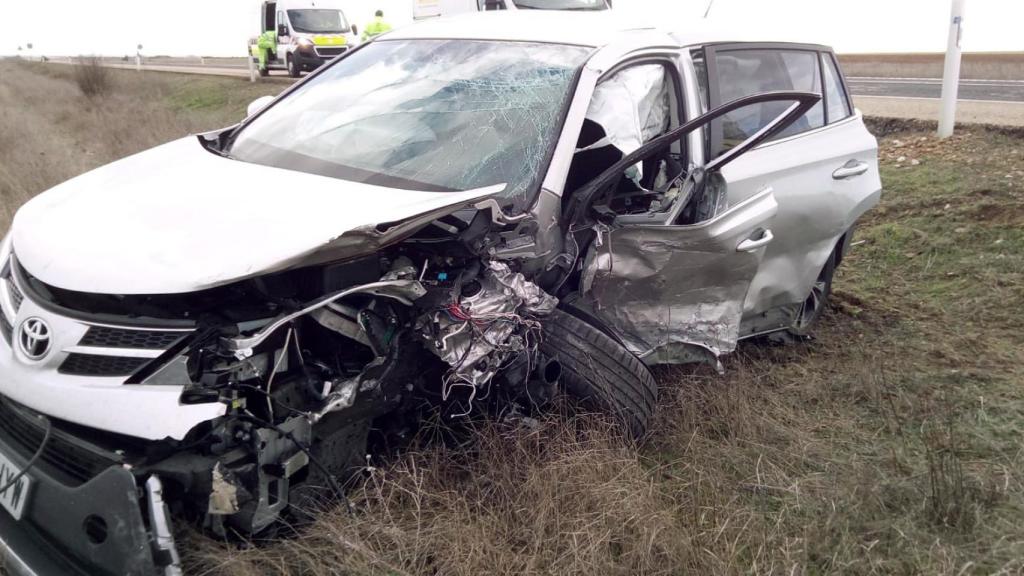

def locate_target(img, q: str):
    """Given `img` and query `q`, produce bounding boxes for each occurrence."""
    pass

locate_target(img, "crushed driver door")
[566,91,821,364]
[581,187,777,362]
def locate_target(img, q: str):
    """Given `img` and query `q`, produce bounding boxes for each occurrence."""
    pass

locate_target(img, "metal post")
[135,54,141,72]
[938,0,965,138]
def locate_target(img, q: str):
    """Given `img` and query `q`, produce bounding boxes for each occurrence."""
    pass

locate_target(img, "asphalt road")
[846,77,1024,102]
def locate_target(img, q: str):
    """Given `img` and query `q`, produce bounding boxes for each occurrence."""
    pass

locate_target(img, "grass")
[0,60,283,229]
[2,61,1024,575]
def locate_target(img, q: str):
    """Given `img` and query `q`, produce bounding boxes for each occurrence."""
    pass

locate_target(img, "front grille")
[58,354,149,377]
[316,46,348,57]
[8,280,23,312]
[78,326,187,350]
[0,399,120,486]
[0,313,11,345]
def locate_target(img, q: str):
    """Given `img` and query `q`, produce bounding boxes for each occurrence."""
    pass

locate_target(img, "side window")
[709,48,824,156]
[565,62,684,215]
[479,0,507,10]
[822,53,852,123]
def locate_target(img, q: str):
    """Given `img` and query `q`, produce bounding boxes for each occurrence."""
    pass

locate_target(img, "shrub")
[73,56,111,97]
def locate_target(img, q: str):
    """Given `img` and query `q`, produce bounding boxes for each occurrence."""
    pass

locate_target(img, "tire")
[540,308,657,439]
[258,65,269,77]
[287,55,300,78]
[789,252,836,336]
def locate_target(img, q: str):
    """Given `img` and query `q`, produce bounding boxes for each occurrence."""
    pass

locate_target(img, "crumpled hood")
[12,137,502,295]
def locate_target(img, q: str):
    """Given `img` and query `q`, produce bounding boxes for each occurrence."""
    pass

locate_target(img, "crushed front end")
[0,211,561,575]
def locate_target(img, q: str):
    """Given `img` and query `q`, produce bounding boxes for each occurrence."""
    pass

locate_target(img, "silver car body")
[0,12,879,575]
[4,11,880,441]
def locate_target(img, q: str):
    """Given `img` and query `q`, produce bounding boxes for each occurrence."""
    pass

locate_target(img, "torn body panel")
[579,188,778,360]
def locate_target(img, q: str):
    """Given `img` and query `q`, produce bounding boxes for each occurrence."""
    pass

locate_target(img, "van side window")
[822,53,852,123]
[709,48,824,155]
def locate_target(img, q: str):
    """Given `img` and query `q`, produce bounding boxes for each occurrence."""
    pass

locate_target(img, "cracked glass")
[229,40,590,211]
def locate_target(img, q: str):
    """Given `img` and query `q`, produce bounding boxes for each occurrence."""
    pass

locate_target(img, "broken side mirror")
[247,95,276,118]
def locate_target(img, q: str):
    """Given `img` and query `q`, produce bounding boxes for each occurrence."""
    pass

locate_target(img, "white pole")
[135,53,142,72]
[248,47,257,82]
[938,0,965,138]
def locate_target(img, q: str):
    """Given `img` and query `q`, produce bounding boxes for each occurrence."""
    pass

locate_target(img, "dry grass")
[838,52,1024,80]
[0,60,282,229]
[2,62,1024,575]
[71,56,112,97]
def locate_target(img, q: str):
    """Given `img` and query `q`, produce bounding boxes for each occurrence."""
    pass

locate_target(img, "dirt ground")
[854,96,1024,127]
[2,61,1023,575]
[839,52,1024,80]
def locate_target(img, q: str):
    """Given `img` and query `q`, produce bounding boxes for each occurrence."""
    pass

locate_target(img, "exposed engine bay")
[16,210,566,559]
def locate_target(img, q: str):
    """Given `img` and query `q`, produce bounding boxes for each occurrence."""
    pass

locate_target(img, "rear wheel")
[540,309,657,440]
[789,253,836,336]
[287,55,300,78]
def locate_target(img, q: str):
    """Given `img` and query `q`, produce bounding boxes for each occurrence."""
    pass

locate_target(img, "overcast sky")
[3,0,1021,57]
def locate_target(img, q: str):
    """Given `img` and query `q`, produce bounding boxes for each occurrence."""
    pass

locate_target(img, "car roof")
[384,11,828,51]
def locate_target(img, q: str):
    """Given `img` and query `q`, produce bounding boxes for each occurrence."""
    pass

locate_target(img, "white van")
[251,0,359,77]
[414,0,610,20]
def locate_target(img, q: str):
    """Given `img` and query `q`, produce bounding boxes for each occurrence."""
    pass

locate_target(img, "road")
[846,77,1024,103]
[80,60,1024,103]
[44,59,1024,125]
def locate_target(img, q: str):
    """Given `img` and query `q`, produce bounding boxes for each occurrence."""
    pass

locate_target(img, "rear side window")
[708,48,825,155]
[822,53,852,123]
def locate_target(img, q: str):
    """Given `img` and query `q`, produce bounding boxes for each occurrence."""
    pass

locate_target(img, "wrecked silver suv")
[0,12,879,576]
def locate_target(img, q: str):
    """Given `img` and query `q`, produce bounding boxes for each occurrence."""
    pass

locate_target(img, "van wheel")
[287,55,300,78]
[789,252,836,336]
[539,309,657,440]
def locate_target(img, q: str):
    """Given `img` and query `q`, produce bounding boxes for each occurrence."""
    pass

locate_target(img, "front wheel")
[287,55,300,78]
[539,309,657,440]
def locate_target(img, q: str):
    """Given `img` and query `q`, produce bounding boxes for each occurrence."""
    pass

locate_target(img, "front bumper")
[293,50,328,70]
[0,418,166,576]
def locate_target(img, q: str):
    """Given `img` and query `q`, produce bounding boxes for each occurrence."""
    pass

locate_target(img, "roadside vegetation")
[1,61,1022,575]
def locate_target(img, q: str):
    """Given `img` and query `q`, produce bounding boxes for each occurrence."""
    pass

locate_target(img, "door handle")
[737,229,774,253]
[832,160,869,180]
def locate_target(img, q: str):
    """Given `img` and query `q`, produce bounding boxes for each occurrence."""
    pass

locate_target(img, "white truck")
[413,0,610,20]
[249,0,359,77]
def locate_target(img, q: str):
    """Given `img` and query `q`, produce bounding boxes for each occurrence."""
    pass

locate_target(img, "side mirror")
[351,24,358,36]
[277,24,288,37]
[247,95,275,117]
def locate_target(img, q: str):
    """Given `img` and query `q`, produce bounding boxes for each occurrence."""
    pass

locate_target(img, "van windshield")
[228,40,590,211]
[511,0,608,10]
[287,9,349,33]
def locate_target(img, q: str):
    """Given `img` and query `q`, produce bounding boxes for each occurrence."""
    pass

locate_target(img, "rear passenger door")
[701,44,880,333]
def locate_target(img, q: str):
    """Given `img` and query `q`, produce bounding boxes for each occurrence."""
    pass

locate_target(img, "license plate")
[0,449,31,520]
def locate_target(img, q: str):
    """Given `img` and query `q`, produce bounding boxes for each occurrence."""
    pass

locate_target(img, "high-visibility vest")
[362,17,392,41]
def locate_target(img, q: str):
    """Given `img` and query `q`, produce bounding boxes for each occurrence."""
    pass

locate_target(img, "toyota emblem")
[18,317,52,361]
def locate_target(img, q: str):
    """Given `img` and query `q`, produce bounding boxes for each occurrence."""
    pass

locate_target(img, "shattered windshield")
[287,9,349,33]
[229,40,590,210]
